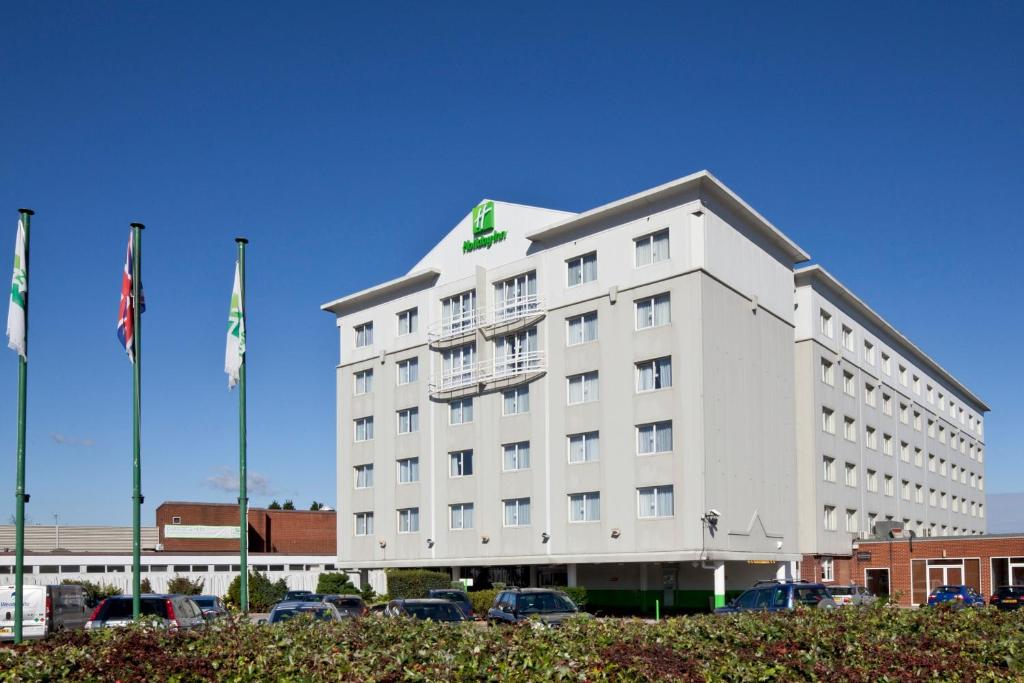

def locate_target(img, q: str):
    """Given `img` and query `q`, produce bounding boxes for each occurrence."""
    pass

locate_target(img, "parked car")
[385,599,466,622]
[283,590,313,601]
[828,584,877,606]
[265,600,342,624]
[989,586,1024,611]
[191,595,228,620]
[426,589,474,619]
[322,594,368,618]
[486,588,584,627]
[1,584,90,641]
[85,595,206,631]
[926,585,986,609]
[715,580,837,613]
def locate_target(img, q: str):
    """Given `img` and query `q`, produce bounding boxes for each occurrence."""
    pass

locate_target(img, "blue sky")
[0,2,1021,528]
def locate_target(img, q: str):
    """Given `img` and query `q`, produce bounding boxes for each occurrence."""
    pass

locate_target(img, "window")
[494,328,539,377]
[171,517,181,525]
[637,486,674,518]
[494,272,538,322]
[843,416,856,442]
[882,393,892,415]
[441,343,476,387]
[566,252,597,287]
[970,472,977,489]
[568,371,599,404]
[868,513,878,534]
[397,507,420,533]
[928,454,936,472]
[960,469,967,484]
[354,512,374,536]
[449,450,474,477]
[914,448,923,467]
[842,325,855,352]
[915,485,924,504]
[821,557,834,581]
[939,392,945,411]
[569,492,601,522]
[354,416,374,442]
[865,426,877,450]
[449,503,474,530]
[845,509,858,533]
[882,352,891,375]
[884,475,894,497]
[843,372,855,396]
[635,293,671,330]
[503,498,531,527]
[397,358,419,385]
[821,359,834,386]
[979,476,984,491]
[913,412,922,431]
[900,441,909,462]
[864,340,875,364]
[637,421,673,455]
[568,431,600,463]
[901,480,910,500]
[927,420,935,438]
[867,469,878,492]
[823,505,837,531]
[927,385,934,403]
[951,464,959,480]
[941,492,947,509]
[397,407,419,434]
[397,457,420,484]
[634,229,669,267]
[636,357,672,392]
[503,385,530,415]
[899,403,909,424]
[502,441,530,471]
[354,369,373,395]
[567,311,598,345]
[845,462,857,487]
[883,434,893,456]
[441,290,477,335]
[912,375,920,395]
[397,308,418,336]
[823,456,836,482]
[939,459,947,476]
[898,365,908,386]
[865,383,876,407]
[822,407,835,434]
[449,397,473,425]
[820,310,834,337]
[929,489,937,507]
[355,322,373,348]
[354,464,374,489]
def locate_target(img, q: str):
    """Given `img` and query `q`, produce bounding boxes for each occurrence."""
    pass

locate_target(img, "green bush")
[140,578,152,594]
[316,572,357,595]
[359,584,377,602]
[225,571,287,611]
[468,589,499,615]
[166,575,204,595]
[63,579,122,605]
[385,569,451,599]
[554,585,588,608]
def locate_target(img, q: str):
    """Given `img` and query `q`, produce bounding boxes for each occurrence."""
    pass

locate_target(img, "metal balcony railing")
[428,295,545,344]
[429,351,546,397]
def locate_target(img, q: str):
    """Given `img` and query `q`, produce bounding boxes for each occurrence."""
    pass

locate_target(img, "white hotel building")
[322,171,987,610]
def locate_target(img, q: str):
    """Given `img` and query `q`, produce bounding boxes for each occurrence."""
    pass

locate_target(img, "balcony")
[428,295,546,346]
[429,351,546,400]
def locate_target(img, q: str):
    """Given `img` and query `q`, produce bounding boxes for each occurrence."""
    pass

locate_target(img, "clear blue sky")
[1,2,1021,527]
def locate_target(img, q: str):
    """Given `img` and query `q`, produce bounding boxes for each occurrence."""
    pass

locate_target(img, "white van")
[0,584,90,640]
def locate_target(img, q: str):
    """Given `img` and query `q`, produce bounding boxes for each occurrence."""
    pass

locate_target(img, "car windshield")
[430,591,468,603]
[793,587,830,606]
[516,593,577,614]
[328,597,364,608]
[829,586,853,596]
[405,603,463,621]
[192,597,216,608]
[100,598,167,619]
[270,607,334,623]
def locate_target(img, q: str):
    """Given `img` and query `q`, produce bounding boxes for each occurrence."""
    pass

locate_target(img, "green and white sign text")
[463,201,507,253]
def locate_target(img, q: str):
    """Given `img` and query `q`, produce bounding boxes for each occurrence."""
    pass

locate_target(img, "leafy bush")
[166,575,204,595]
[359,584,377,602]
[385,569,451,598]
[554,585,588,608]
[63,579,122,605]
[469,589,499,615]
[225,571,287,611]
[140,578,152,594]
[316,572,356,595]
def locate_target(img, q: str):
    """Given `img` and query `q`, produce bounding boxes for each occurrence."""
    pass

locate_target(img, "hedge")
[385,569,451,598]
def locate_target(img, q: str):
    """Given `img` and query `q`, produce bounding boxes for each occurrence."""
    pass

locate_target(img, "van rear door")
[0,585,47,640]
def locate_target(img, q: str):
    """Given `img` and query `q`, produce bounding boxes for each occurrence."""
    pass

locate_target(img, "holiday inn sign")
[463,201,508,253]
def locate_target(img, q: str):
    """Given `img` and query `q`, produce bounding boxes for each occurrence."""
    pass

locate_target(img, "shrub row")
[384,569,451,598]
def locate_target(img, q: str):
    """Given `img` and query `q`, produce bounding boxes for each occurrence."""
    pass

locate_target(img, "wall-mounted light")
[426,538,435,548]
[610,528,621,539]
[541,532,551,543]
[481,535,490,544]
[378,539,387,549]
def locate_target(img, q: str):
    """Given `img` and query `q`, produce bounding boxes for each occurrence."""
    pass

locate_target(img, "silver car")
[828,584,877,606]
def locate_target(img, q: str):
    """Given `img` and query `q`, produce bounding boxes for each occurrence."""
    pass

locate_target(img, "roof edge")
[321,268,441,315]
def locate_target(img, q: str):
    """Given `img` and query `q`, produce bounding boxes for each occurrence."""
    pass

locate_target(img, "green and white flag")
[225,260,245,389]
[6,218,27,359]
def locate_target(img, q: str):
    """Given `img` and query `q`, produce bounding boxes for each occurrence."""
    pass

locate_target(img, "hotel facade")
[322,172,987,610]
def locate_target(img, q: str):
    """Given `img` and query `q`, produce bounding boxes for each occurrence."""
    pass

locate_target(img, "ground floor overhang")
[337,550,801,570]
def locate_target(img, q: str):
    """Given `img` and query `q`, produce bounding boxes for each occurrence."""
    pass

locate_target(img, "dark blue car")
[926,585,985,608]
[715,580,836,613]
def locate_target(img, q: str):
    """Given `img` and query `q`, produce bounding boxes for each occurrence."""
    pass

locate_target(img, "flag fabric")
[6,218,27,358]
[225,260,245,388]
[116,231,144,362]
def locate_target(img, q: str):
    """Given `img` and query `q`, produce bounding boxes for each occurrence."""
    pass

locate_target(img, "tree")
[63,579,121,606]
[309,501,325,511]
[167,575,204,595]
[140,578,153,593]
[226,571,287,611]
[268,500,282,510]
[316,572,356,594]
[282,500,295,510]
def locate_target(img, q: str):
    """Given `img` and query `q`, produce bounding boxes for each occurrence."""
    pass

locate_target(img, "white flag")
[6,219,27,359]
[225,260,245,388]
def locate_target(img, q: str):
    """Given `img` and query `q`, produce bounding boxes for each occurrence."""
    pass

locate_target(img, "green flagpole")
[13,208,33,645]
[130,222,144,619]
[236,237,248,613]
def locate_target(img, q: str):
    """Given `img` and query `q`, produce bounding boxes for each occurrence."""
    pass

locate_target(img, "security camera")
[708,509,721,518]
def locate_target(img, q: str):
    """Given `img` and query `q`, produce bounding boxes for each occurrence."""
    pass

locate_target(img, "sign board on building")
[163,524,240,540]
[856,551,872,561]
[462,201,507,253]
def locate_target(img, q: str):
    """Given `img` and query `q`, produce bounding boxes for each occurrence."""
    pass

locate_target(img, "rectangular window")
[821,359,834,386]
[900,403,909,424]
[568,431,600,463]
[637,485,674,518]
[941,492,948,509]
[397,507,419,533]
[822,455,836,482]
[901,480,910,500]
[397,308,418,336]
[900,441,909,462]
[449,397,473,425]
[441,343,476,388]
[397,358,419,385]
[397,457,420,484]
[821,557,834,581]
[566,311,598,345]
[913,412,922,431]
[928,454,936,472]
[899,365,908,386]
[354,369,373,395]
[845,509,858,533]
[884,475,894,497]
[913,375,920,395]
[493,272,538,322]
[843,416,856,442]
[820,310,833,338]
[927,420,935,438]
[883,434,893,456]
[822,407,835,434]
[567,371,599,404]
[355,322,373,348]
[939,459,947,476]
[502,385,530,415]
[845,462,857,487]
[494,328,539,378]
[882,352,891,375]
[449,450,474,477]
[929,489,937,507]
[636,357,672,392]
[441,290,477,336]
[927,385,934,403]
[502,441,530,471]
[634,229,669,267]
[867,469,878,492]
[915,485,924,504]
[864,340,875,364]
[635,293,671,330]
[842,325,855,352]
[843,371,855,396]
[865,383,876,407]
[914,448,923,467]
[354,512,374,536]
[865,426,877,450]
[637,421,673,455]
[449,503,474,530]
[882,393,892,415]
[354,416,374,442]
[397,407,419,434]
[503,498,531,527]
[823,505,837,531]
[569,492,602,522]
[354,464,373,489]
[566,252,597,287]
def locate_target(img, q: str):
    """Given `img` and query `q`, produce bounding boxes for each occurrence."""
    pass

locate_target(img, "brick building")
[156,502,336,555]
[802,533,1024,607]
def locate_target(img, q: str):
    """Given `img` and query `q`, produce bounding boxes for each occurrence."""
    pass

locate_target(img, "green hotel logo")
[463,201,507,253]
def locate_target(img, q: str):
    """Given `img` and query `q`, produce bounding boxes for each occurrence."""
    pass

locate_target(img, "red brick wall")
[156,502,335,554]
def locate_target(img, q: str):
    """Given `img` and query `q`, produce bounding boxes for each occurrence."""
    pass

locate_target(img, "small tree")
[140,578,153,593]
[360,583,377,602]
[310,501,325,511]
[385,569,451,598]
[317,572,357,594]
[268,500,282,510]
[64,579,122,605]
[282,500,295,510]
[167,575,204,595]
[226,571,287,611]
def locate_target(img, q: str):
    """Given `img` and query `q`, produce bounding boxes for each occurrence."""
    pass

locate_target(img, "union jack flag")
[116,231,145,362]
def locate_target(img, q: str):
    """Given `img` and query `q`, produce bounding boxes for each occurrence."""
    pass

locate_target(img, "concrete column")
[713,561,726,609]
[567,563,578,587]
[452,566,461,581]
[529,565,538,587]
[775,561,796,580]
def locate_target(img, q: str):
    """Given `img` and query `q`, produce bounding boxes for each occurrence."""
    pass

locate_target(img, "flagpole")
[130,222,144,619]
[13,208,33,645]
[235,237,248,613]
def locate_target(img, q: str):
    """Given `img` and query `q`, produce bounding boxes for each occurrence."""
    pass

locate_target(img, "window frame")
[633,228,670,268]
